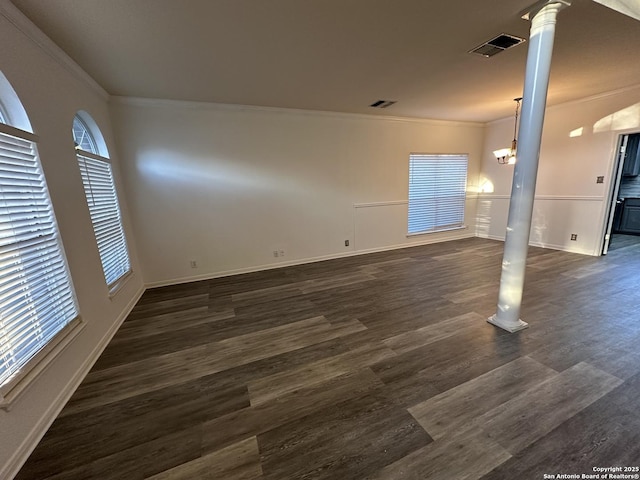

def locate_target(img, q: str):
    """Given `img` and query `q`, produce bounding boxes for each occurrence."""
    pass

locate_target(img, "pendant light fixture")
[494,97,522,165]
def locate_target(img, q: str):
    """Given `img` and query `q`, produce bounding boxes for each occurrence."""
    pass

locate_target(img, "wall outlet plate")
[597,176,604,184]
[570,234,577,241]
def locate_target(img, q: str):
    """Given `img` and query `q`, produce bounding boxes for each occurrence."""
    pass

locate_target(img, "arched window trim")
[72,115,99,155]
[73,110,109,158]
[0,71,33,133]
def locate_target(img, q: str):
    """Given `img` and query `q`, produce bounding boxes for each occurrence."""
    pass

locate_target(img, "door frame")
[600,129,640,254]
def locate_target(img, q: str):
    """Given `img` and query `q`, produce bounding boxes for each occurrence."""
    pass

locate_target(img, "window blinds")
[408,154,468,234]
[0,130,78,388]
[77,153,130,288]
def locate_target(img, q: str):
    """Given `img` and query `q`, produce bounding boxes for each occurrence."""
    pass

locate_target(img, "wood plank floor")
[15,237,640,480]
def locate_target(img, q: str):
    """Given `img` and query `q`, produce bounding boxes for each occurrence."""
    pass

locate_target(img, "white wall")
[0,3,144,478]
[110,98,485,286]
[478,85,640,255]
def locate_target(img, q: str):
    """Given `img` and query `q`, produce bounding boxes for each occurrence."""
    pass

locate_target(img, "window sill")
[407,225,468,237]
[108,269,134,299]
[0,316,85,411]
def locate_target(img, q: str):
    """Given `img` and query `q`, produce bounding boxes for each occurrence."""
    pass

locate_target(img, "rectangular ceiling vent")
[469,33,526,58]
[370,100,397,108]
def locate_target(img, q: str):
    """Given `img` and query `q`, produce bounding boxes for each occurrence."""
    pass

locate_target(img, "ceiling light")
[369,100,397,108]
[494,97,522,165]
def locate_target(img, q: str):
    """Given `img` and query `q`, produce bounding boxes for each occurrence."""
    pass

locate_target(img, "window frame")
[0,103,7,123]
[407,153,469,236]
[73,115,131,294]
[0,121,83,409]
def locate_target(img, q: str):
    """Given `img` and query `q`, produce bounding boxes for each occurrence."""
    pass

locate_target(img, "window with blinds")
[408,154,468,235]
[73,116,130,289]
[0,126,79,393]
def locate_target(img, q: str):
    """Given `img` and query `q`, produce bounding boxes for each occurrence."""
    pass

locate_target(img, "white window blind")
[73,115,130,289]
[77,153,130,288]
[408,154,468,235]
[0,129,79,390]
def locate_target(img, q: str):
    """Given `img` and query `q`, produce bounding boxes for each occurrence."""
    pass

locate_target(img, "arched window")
[0,72,80,406]
[72,115,98,153]
[73,113,131,289]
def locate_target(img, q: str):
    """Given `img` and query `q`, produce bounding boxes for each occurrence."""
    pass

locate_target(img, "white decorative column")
[488,0,571,333]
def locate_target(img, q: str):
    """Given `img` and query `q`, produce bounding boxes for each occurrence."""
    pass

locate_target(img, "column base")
[487,314,529,333]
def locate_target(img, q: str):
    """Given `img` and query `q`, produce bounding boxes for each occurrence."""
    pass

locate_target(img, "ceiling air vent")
[370,100,397,108]
[469,33,526,58]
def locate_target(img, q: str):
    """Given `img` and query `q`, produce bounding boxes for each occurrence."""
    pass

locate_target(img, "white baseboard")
[2,286,146,480]
[146,231,475,288]
[477,233,596,256]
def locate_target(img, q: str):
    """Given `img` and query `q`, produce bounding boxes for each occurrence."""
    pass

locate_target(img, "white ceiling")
[9,0,640,122]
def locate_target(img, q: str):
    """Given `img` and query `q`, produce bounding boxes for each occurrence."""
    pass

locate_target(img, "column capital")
[520,0,571,21]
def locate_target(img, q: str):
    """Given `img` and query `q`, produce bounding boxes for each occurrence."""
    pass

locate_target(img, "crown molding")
[0,0,108,101]
[109,96,486,128]
[488,83,640,126]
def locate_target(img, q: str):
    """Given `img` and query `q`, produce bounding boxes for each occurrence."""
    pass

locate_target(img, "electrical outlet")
[570,234,577,241]
[596,176,604,184]
[345,239,350,247]
[190,260,197,268]
[278,249,285,257]
[273,250,279,258]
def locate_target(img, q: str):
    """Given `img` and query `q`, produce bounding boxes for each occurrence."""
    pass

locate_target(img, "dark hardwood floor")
[609,233,640,251]
[15,237,640,479]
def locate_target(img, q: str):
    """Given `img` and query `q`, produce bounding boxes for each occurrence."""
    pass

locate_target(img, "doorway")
[602,132,640,254]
